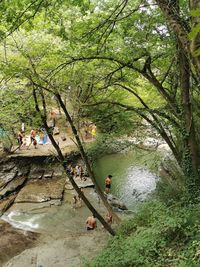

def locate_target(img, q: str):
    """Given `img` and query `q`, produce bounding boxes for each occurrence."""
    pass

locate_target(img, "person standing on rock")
[28,128,37,149]
[75,165,83,180]
[105,175,112,194]
[91,124,97,140]
[86,214,97,230]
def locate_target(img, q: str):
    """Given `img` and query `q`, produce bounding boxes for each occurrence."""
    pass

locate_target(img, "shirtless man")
[86,214,97,230]
[105,175,112,193]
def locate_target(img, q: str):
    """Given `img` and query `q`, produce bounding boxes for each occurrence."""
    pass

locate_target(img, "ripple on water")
[94,150,160,209]
[119,166,159,206]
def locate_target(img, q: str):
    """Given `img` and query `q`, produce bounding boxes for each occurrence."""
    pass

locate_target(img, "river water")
[2,148,160,233]
[94,148,160,210]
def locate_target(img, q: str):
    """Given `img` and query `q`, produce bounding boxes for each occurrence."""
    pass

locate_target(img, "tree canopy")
[0,0,200,192]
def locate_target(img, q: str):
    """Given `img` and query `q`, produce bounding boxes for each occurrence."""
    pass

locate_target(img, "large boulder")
[0,195,16,216]
[0,177,27,199]
[15,178,65,203]
[0,168,18,189]
[106,194,127,210]
[0,220,39,266]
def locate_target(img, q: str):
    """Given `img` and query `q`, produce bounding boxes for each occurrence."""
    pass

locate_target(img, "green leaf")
[188,23,200,40]
[190,9,200,17]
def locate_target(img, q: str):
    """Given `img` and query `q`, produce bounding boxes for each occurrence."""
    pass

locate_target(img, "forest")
[0,0,200,266]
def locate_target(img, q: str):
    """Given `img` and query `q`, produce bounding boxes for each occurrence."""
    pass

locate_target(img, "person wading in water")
[105,175,112,194]
[86,214,97,230]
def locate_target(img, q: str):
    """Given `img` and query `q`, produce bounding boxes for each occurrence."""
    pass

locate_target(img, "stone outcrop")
[106,193,127,210]
[0,220,39,266]
[15,178,65,203]
[0,167,18,189]
[0,176,27,199]
[0,195,16,216]
[65,177,94,190]
[28,166,44,179]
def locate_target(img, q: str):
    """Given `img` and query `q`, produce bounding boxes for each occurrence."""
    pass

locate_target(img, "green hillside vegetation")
[85,199,200,267]
[0,0,200,265]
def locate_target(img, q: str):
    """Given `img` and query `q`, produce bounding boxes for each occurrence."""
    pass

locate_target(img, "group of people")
[17,127,53,150]
[69,164,86,181]
[17,128,37,149]
[72,174,113,231]
[86,174,113,230]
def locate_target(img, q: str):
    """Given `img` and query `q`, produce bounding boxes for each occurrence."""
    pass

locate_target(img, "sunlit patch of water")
[118,166,159,206]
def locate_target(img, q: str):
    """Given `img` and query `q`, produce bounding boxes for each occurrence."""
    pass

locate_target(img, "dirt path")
[9,134,77,157]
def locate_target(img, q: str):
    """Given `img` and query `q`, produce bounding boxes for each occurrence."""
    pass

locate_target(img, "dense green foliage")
[84,200,200,267]
[0,0,200,264]
[1,1,200,186]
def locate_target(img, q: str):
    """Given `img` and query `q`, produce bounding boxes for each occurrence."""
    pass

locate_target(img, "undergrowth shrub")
[156,158,187,203]
[86,133,135,162]
[84,200,200,267]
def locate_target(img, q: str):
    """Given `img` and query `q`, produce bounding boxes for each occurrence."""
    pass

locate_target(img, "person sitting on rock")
[102,213,113,229]
[105,213,113,224]
[86,214,97,230]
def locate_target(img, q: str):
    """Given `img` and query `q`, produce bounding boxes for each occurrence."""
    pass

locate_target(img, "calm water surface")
[2,149,160,231]
[94,149,160,209]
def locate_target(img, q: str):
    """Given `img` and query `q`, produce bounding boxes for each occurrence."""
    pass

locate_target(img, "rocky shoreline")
[0,152,95,266]
[0,220,39,266]
[0,150,128,266]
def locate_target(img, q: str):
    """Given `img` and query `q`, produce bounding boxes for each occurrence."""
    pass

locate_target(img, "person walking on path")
[17,131,23,149]
[91,124,97,140]
[105,175,112,194]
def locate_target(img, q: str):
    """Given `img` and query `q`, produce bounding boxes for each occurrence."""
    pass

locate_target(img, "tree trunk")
[156,0,200,73]
[55,93,121,223]
[178,41,199,179]
[156,0,199,185]
[32,88,116,236]
[156,0,190,51]
[190,0,200,72]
